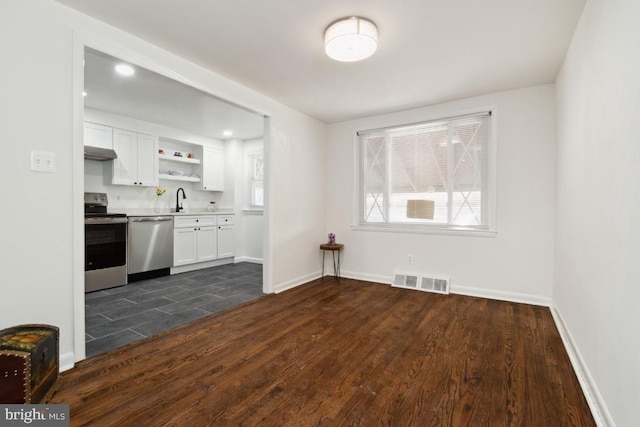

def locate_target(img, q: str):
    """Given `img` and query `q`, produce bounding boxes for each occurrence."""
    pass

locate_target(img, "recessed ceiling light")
[83,91,87,97]
[115,63,135,76]
[223,130,233,137]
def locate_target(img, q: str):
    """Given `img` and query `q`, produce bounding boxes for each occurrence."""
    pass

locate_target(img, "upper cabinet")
[84,122,113,149]
[201,146,224,192]
[85,120,224,190]
[111,128,158,186]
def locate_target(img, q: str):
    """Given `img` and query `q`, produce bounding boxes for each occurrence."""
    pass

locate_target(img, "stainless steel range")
[84,192,127,292]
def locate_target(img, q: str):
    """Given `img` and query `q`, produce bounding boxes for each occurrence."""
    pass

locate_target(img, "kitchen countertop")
[115,208,234,217]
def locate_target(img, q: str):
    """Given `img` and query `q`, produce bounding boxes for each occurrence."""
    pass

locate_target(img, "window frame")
[248,152,264,209]
[352,107,497,237]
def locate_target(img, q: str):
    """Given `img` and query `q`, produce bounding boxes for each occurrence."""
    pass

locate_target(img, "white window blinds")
[358,111,492,230]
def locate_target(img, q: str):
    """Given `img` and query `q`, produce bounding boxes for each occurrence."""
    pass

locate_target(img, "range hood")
[84,146,117,161]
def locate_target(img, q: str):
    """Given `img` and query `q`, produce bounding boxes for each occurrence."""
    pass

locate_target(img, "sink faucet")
[176,188,187,212]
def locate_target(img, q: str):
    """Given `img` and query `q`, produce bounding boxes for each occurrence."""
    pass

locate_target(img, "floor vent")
[392,272,449,295]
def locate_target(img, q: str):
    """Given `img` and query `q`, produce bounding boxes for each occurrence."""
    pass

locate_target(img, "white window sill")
[242,208,264,215]
[351,224,497,238]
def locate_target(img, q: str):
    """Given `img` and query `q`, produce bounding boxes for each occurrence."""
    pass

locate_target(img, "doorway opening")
[76,44,270,359]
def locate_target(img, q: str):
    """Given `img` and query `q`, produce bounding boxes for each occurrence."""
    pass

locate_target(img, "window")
[249,154,264,208]
[357,111,494,232]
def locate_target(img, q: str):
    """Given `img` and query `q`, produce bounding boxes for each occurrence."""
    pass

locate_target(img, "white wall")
[0,0,326,368]
[326,85,556,302]
[269,116,327,291]
[555,1,640,425]
[0,0,76,369]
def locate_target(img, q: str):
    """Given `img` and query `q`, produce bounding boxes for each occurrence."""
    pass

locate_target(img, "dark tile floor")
[85,262,264,358]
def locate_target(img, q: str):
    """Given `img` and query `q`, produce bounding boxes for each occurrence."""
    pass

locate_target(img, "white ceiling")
[84,48,265,140]
[58,0,585,124]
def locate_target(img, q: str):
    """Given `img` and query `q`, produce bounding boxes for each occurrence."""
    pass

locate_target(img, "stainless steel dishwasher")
[127,216,174,281]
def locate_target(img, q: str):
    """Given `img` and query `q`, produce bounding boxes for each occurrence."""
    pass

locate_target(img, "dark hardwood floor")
[50,278,594,426]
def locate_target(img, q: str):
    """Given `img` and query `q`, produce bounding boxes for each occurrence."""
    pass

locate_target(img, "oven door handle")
[84,217,129,225]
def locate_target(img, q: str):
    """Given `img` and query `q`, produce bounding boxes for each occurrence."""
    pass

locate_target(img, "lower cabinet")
[173,216,217,267]
[173,214,235,267]
[217,215,235,259]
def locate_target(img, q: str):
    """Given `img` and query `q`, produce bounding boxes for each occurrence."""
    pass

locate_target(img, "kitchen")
[83,47,266,354]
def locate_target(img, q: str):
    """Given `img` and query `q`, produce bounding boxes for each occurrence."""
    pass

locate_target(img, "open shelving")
[158,152,201,164]
[158,173,201,182]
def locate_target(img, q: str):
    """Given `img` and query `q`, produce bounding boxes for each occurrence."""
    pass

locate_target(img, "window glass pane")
[358,112,492,230]
[247,152,264,208]
[362,135,387,222]
[254,156,264,180]
[251,179,264,207]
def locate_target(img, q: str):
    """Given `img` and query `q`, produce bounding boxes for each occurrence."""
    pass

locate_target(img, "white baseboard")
[550,305,613,427]
[235,256,263,264]
[60,351,75,372]
[170,257,234,275]
[273,271,321,294]
[451,284,553,307]
[340,270,391,285]
[338,272,553,307]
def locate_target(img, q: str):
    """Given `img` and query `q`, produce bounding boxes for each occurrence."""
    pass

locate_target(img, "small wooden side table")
[320,243,344,280]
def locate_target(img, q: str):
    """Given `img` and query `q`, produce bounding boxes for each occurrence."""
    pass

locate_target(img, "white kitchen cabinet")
[84,122,113,149]
[173,227,197,266]
[173,216,218,267]
[217,215,235,258]
[201,146,224,191]
[112,128,158,186]
[196,226,218,262]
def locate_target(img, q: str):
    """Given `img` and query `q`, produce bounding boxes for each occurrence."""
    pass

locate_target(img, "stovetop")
[84,192,126,218]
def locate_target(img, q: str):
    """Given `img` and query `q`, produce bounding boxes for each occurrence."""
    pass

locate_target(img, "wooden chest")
[0,324,59,403]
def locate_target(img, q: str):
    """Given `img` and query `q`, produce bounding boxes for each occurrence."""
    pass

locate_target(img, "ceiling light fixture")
[115,63,135,76]
[324,16,378,62]
[222,130,233,137]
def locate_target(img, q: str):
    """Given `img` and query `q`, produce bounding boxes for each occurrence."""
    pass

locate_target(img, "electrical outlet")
[407,254,414,265]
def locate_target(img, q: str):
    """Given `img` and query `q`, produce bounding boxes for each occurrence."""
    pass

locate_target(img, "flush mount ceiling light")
[222,130,233,137]
[324,16,378,62]
[114,63,135,76]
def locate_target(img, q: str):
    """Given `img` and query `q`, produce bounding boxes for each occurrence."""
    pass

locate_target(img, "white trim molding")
[451,284,553,307]
[550,305,613,427]
[60,352,75,372]
[273,272,321,294]
[340,270,392,285]
[235,256,263,264]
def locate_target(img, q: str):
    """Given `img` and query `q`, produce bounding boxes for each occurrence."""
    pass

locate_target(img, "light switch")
[30,150,56,173]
